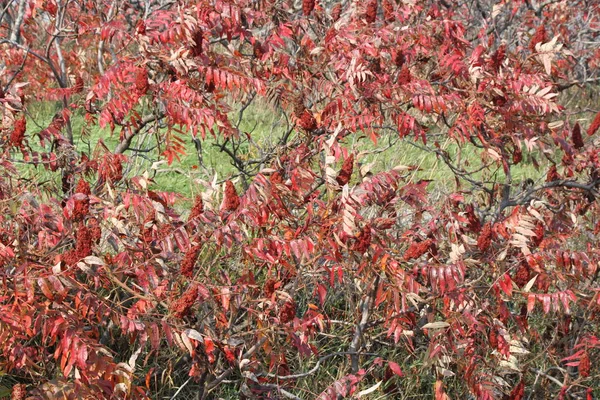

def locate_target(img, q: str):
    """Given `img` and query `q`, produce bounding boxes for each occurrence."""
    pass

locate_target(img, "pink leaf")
[388,361,404,377]
[527,294,536,312]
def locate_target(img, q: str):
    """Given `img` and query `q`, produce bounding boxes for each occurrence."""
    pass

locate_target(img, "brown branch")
[254,383,301,400]
[498,178,600,215]
[8,0,25,42]
[262,351,380,381]
[204,336,268,395]
[114,113,165,154]
[0,0,16,26]
[349,274,380,373]
[2,45,27,92]
[556,77,600,92]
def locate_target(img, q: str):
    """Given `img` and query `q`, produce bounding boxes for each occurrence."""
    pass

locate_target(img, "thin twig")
[256,383,302,400]
[170,377,191,399]
[262,351,380,381]
[349,274,380,373]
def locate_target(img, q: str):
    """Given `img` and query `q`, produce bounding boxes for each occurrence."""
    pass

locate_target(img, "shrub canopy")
[1,0,600,398]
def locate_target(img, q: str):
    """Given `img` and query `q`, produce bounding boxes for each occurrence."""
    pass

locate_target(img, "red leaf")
[499,273,513,297]
[38,278,54,300]
[316,371,365,400]
[388,361,404,377]
[527,294,536,312]
[150,323,160,351]
[541,294,551,314]
[317,284,327,306]
[588,110,600,136]
[435,380,450,400]
[204,337,216,363]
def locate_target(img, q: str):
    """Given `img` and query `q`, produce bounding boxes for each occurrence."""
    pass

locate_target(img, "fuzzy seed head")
[221,180,240,213]
[10,117,26,148]
[477,222,493,251]
[331,3,342,21]
[303,0,316,16]
[403,239,433,261]
[365,0,377,23]
[529,26,547,52]
[191,29,203,57]
[572,122,584,149]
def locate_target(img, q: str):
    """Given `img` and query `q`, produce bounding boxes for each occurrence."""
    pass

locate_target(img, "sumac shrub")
[1,0,599,399]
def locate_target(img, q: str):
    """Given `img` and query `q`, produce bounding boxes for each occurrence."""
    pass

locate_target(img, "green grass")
[16,100,549,209]
[348,130,547,201]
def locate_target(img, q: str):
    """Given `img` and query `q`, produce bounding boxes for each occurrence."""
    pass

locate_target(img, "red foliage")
[98,153,124,182]
[188,195,204,221]
[136,20,146,35]
[75,178,91,195]
[536,272,550,292]
[336,154,354,186]
[382,0,394,22]
[270,171,283,184]
[588,111,600,136]
[394,49,406,68]
[253,40,265,59]
[2,1,600,398]
[292,96,306,116]
[11,384,26,400]
[73,75,84,93]
[489,328,498,348]
[532,223,544,247]
[529,25,547,51]
[302,0,315,16]
[44,0,57,15]
[263,279,278,298]
[490,44,506,72]
[72,178,91,220]
[509,380,525,400]
[88,217,102,244]
[140,215,155,243]
[62,223,93,265]
[513,146,522,164]
[465,204,481,232]
[365,0,378,23]
[546,164,560,182]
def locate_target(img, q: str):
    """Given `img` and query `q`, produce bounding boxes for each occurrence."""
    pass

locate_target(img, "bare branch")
[114,113,165,154]
[262,351,379,381]
[8,0,25,42]
[349,275,379,373]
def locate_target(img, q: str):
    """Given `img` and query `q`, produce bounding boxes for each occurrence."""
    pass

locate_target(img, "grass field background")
[19,99,551,209]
